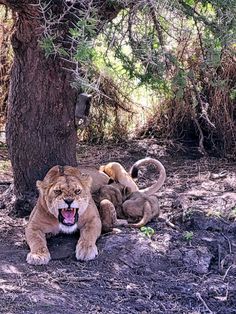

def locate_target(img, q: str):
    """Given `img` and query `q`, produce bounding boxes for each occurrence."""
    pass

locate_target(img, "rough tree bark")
[7,17,77,211]
[0,0,124,213]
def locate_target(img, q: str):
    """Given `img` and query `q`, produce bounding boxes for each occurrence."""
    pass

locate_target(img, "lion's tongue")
[61,209,75,224]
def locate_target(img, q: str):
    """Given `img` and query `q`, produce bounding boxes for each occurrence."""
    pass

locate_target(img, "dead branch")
[196,292,214,314]
[148,1,170,71]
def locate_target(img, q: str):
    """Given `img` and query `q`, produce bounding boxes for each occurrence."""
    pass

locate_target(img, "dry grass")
[138,51,236,158]
[79,72,135,143]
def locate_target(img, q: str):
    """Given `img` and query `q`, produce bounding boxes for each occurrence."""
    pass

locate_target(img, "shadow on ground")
[0,140,236,314]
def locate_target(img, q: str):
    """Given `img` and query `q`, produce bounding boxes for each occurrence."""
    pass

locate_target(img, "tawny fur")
[121,157,167,227]
[25,165,102,265]
[93,182,129,232]
[122,192,160,228]
[129,157,166,195]
[99,162,138,192]
[79,166,110,193]
[98,158,166,229]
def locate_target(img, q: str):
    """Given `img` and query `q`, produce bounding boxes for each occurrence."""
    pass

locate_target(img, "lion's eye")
[54,189,62,195]
[75,189,81,195]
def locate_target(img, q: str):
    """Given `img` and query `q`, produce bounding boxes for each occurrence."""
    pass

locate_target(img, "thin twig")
[221,233,232,254]
[196,292,214,314]
[217,244,222,272]
[223,265,234,281]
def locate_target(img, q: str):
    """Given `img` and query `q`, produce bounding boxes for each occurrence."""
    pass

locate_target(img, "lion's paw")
[76,241,98,261]
[26,250,51,265]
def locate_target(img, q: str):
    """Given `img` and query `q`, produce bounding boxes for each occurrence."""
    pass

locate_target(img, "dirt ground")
[0,140,236,314]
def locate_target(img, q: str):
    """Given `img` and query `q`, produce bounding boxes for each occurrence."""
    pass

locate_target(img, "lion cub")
[93,181,129,232]
[99,162,138,193]
[122,157,166,227]
[99,158,166,229]
[25,165,102,265]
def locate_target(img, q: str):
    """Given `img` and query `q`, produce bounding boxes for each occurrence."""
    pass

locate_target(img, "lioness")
[25,165,101,265]
[99,158,166,228]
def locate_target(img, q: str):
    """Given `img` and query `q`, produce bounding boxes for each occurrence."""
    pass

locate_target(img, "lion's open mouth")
[58,208,79,226]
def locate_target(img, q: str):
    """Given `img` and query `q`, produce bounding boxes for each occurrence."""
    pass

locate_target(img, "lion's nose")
[64,198,74,206]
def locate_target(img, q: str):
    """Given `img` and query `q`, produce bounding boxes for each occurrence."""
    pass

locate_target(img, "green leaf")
[140,226,155,238]
[39,36,55,58]
[183,231,194,241]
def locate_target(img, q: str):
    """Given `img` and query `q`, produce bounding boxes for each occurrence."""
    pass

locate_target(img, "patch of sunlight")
[126,283,138,291]
[0,263,21,274]
[29,291,66,305]
[150,232,171,254]
[0,160,11,172]
[0,279,27,293]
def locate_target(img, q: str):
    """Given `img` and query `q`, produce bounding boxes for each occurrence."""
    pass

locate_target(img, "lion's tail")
[126,200,153,228]
[130,157,166,196]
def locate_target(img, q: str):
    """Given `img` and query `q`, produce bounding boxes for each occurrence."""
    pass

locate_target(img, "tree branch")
[148,2,170,71]
[0,0,32,10]
[178,0,220,34]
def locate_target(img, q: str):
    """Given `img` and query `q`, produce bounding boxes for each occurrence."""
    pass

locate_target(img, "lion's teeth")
[61,208,77,214]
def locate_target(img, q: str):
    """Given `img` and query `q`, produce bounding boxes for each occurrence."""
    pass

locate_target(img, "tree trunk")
[6,10,77,213]
[0,0,124,214]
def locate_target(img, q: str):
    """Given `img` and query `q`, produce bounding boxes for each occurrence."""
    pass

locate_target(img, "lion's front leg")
[25,226,51,265]
[99,199,128,232]
[76,217,101,261]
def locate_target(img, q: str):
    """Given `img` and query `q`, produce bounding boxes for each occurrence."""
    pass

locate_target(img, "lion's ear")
[80,173,93,190]
[36,180,45,194]
[36,180,42,189]
[99,165,105,172]
[36,179,49,192]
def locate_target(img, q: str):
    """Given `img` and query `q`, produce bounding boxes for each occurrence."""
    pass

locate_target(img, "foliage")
[38,35,56,58]
[99,0,235,156]
[95,0,236,154]
[183,231,194,241]
[1,1,236,152]
[140,226,155,238]
[78,70,135,143]
[38,0,102,92]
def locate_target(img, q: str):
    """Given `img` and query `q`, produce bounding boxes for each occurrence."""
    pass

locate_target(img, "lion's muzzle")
[58,207,79,226]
